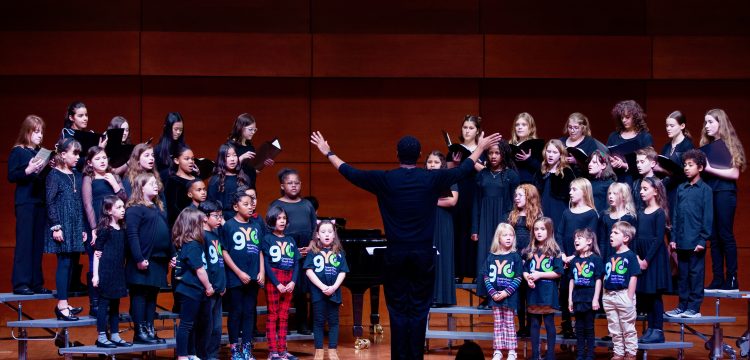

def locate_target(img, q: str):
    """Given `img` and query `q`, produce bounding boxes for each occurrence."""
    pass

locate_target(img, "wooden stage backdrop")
[0,0,749,329]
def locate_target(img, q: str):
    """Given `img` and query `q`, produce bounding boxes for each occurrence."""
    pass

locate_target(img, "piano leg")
[370,286,383,334]
[351,290,365,338]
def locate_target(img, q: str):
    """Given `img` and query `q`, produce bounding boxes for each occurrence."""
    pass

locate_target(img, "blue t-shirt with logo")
[482,252,523,309]
[603,249,641,291]
[204,229,226,293]
[571,254,603,311]
[303,248,350,304]
[262,233,301,286]
[525,251,563,309]
[220,217,265,288]
[175,240,207,301]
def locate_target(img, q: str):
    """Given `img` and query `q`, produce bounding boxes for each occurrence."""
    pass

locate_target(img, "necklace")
[490,169,503,179]
[63,170,76,193]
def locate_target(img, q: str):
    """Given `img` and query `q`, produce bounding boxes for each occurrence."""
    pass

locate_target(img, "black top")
[635,208,667,265]
[561,136,603,176]
[8,146,45,206]
[83,176,128,230]
[671,180,713,250]
[603,249,640,291]
[660,137,694,192]
[207,174,239,220]
[535,167,576,226]
[482,252,523,309]
[571,254,603,309]
[525,251,564,308]
[598,213,637,262]
[175,240,207,301]
[125,204,174,262]
[204,229,227,292]
[607,131,654,186]
[94,226,128,299]
[631,176,656,211]
[556,208,599,257]
[303,248,350,304]
[515,156,541,185]
[590,178,615,215]
[268,199,317,248]
[338,158,476,248]
[220,217,265,288]
[231,141,257,189]
[262,233,301,286]
[45,168,86,254]
[165,175,194,227]
[510,216,531,254]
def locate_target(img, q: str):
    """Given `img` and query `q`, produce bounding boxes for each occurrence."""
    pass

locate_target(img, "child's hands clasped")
[592,300,600,311]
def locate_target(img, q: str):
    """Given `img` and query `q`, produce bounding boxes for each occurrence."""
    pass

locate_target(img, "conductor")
[310,131,502,360]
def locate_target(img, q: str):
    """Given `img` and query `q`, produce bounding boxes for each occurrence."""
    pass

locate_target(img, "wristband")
[326,151,335,158]
[50,225,61,232]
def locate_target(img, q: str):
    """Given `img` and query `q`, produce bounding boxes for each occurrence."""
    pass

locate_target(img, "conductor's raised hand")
[310,131,331,155]
[476,132,503,151]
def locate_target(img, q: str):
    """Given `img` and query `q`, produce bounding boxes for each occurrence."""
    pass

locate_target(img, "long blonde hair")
[606,182,637,218]
[490,223,516,254]
[510,112,537,144]
[508,184,543,232]
[569,178,596,211]
[523,217,561,260]
[126,173,164,211]
[700,109,746,172]
[172,207,206,248]
[541,139,570,177]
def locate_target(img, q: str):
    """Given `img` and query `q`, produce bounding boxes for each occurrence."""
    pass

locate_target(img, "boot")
[313,349,324,360]
[87,272,99,317]
[327,349,339,360]
[134,323,158,344]
[146,323,166,344]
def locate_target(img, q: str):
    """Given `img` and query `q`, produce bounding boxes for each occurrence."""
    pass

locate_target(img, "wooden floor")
[0,286,747,359]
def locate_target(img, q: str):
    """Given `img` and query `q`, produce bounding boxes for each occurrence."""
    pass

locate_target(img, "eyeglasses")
[210,213,223,219]
[244,127,258,134]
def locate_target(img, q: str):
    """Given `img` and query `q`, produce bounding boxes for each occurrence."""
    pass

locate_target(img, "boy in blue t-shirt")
[603,221,641,360]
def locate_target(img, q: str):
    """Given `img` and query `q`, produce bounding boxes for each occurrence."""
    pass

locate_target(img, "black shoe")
[517,327,530,337]
[601,335,612,341]
[563,329,576,339]
[96,339,117,348]
[706,278,724,291]
[254,330,266,338]
[720,276,739,292]
[32,287,52,295]
[111,338,133,347]
[54,306,79,321]
[297,324,312,335]
[146,323,166,344]
[640,329,665,344]
[477,299,490,310]
[68,306,84,315]
[638,328,653,343]
[13,287,34,295]
[134,324,159,345]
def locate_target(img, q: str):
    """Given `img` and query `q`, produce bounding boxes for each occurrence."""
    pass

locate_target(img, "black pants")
[383,247,434,360]
[530,313,556,360]
[574,309,595,360]
[638,293,664,330]
[312,300,340,349]
[559,272,572,330]
[227,283,259,344]
[176,295,210,357]
[516,281,529,331]
[710,190,737,284]
[128,284,159,325]
[205,293,223,359]
[12,204,45,291]
[293,276,311,330]
[97,297,120,334]
[55,253,75,300]
[678,249,705,312]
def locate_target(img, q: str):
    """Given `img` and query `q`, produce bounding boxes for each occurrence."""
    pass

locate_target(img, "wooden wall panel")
[141,32,311,77]
[485,35,652,79]
[0,166,14,247]
[313,35,483,77]
[648,0,750,35]
[311,78,479,163]
[480,79,647,141]
[0,32,139,76]
[653,37,750,79]
[140,77,310,163]
[141,0,309,33]
[481,0,647,35]
[0,77,142,161]
[310,163,393,230]
[0,1,140,31]
[312,0,479,34]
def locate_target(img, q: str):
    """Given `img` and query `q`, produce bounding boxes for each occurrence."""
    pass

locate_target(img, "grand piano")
[332,221,387,339]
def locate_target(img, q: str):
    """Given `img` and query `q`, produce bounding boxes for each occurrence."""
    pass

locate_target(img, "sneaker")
[279,352,298,360]
[665,308,686,317]
[681,309,702,318]
[720,276,739,292]
[506,351,517,360]
[267,352,280,360]
[492,350,503,360]
[706,278,724,291]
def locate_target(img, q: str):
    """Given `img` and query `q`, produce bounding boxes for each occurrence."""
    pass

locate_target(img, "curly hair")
[611,100,648,133]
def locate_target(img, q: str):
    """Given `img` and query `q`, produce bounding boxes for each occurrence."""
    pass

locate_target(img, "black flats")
[54,306,79,321]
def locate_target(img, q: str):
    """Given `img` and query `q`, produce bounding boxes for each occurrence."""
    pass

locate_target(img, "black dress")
[165,174,193,227]
[45,168,86,254]
[207,174,239,220]
[535,167,576,228]
[95,227,128,299]
[231,141,257,189]
[635,208,672,294]
[511,215,532,254]
[561,136,604,177]
[590,178,615,215]
[433,184,458,305]
[125,205,173,288]
[607,131,654,187]
[452,148,483,279]
[598,213,637,262]
[556,208,599,257]
[660,138,694,216]
[83,176,128,230]
[472,168,520,296]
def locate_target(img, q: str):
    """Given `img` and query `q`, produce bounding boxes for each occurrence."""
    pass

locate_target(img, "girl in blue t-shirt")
[173,208,214,360]
[567,228,603,360]
[522,217,563,360]
[304,220,349,360]
[263,206,301,360]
